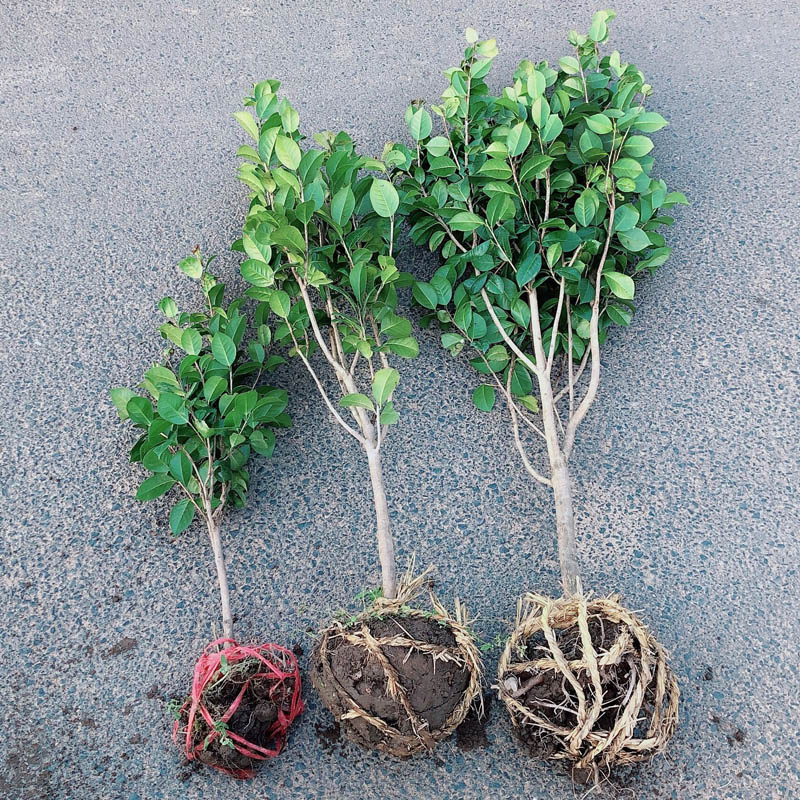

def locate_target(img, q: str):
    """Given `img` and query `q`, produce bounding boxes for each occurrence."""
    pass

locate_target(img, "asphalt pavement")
[1,1,798,798]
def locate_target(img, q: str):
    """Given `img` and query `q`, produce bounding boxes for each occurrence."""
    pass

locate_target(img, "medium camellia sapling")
[111,250,302,777]
[386,13,684,781]
[232,80,482,756]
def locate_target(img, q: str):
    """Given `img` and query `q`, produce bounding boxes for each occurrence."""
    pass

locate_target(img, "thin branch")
[554,346,590,403]
[287,327,366,445]
[480,287,541,378]
[563,196,616,459]
[507,362,551,487]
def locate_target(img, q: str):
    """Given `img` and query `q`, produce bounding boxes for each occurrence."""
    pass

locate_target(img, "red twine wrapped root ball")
[173,639,303,778]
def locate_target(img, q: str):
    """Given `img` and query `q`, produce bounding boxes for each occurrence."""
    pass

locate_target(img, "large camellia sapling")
[233,80,482,756]
[111,251,302,777]
[386,13,685,781]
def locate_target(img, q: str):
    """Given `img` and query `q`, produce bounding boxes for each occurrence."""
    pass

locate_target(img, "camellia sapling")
[233,80,482,756]
[385,13,685,781]
[110,251,303,777]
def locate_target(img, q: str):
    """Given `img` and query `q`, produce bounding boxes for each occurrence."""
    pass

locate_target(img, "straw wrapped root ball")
[497,593,679,783]
[311,588,483,757]
[173,640,303,778]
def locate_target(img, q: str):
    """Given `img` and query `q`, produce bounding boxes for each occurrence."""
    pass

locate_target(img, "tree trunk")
[207,515,234,642]
[534,343,581,597]
[365,444,397,599]
[550,460,579,596]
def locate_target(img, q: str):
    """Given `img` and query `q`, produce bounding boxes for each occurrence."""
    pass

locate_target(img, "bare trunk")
[365,444,397,599]
[534,339,581,597]
[207,515,234,642]
[551,461,579,596]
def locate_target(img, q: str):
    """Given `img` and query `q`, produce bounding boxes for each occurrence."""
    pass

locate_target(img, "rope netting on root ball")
[311,570,483,757]
[173,639,303,778]
[497,593,679,784]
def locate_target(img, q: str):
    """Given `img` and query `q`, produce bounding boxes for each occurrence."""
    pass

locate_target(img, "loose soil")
[456,692,491,752]
[312,614,471,754]
[181,657,292,773]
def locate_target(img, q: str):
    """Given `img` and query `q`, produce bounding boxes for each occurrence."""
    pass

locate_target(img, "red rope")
[173,638,303,778]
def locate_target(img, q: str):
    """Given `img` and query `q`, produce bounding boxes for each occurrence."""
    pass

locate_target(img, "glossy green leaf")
[269,290,291,318]
[211,333,236,367]
[331,185,356,227]
[136,474,175,502]
[372,367,399,406]
[370,179,399,218]
[604,270,635,299]
[274,135,301,170]
[472,384,496,412]
[340,393,375,411]
[169,498,195,535]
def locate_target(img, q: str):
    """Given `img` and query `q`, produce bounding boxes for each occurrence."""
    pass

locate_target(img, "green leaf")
[426,136,450,157]
[516,251,542,286]
[586,113,613,135]
[616,227,651,252]
[271,225,306,254]
[349,263,366,301]
[340,393,375,411]
[379,401,400,426]
[169,451,193,484]
[369,179,399,218]
[384,336,419,358]
[506,122,532,157]
[269,290,291,318]
[622,135,654,157]
[613,204,640,232]
[181,328,202,355]
[240,258,274,288]
[604,270,635,299]
[127,396,154,427]
[372,367,399,406]
[519,395,540,413]
[110,387,136,420]
[179,254,203,280]
[233,111,259,142]
[541,114,563,143]
[249,428,276,457]
[612,158,643,179]
[558,56,579,75]
[257,126,279,162]
[274,135,301,170]
[136,474,175,502]
[204,375,227,403]
[408,107,433,140]
[169,499,195,536]
[472,384,496,412]
[519,154,553,182]
[574,188,599,227]
[331,185,356,227]
[157,392,190,425]
[449,211,484,232]
[412,281,439,310]
[632,112,668,132]
[211,333,236,367]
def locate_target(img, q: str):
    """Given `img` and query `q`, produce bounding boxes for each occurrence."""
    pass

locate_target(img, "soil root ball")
[174,638,303,778]
[311,570,483,757]
[497,593,678,783]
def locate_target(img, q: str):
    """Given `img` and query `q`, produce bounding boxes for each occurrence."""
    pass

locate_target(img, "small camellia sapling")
[111,249,302,777]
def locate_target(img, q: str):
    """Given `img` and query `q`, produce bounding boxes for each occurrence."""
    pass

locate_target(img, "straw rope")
[497,593,678,777]
[312,565,483,757]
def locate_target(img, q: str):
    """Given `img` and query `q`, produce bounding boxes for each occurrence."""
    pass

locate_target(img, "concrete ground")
[2,1,798,798]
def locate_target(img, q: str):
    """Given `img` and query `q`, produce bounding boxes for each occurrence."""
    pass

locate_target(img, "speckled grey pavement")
[2,1,798,798]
